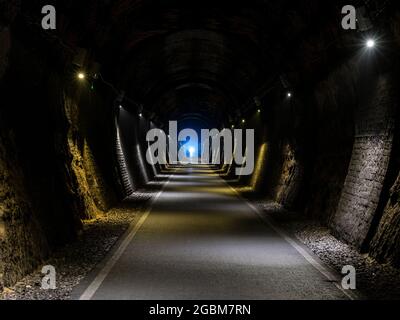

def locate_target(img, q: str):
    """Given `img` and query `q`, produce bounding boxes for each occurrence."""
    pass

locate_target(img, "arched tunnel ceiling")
[48,0,349,123]
[112,2,281,123]
[120,29,270,123]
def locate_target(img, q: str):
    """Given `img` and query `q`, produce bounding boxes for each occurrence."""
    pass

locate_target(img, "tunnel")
[1,0,400,304]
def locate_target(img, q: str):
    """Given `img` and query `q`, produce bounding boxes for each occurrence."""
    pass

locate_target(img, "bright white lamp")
[366,39,375,48]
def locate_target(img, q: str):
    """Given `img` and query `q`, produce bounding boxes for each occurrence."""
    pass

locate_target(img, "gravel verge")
[254,200,400,300]
[0,191,153,300]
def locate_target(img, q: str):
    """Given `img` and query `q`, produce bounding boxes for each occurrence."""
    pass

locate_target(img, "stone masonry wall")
[370,170,400,267]
[304,63,355,222]
[367,7,400,267]
[332,74,396,248]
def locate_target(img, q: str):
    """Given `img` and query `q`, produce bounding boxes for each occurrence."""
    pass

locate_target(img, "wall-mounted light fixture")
[138,104,144,118]
[77,72,86,80]
[366,39,375,48]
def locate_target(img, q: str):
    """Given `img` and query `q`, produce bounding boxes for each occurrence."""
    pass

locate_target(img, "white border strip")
[79,174,173,300]
[222,179,358,300]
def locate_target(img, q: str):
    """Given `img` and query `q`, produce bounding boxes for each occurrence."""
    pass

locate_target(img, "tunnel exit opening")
[146,121,255,175]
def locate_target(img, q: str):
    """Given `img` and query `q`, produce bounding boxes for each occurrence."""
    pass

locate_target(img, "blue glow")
[179,141,198,161]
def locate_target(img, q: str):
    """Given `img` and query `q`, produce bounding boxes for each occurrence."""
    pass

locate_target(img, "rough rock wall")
[0,34,50,287]
[275,143,304,209]
[64,93,113,219]
[0,2,43,289]
[0,16,116,288]
[234,120,269,192]
[83,140,114,212]
[0,127,49,288]
[249,143,268,192]
[262,137,304,209]
[262,90,307,210]
[0,16,11,270]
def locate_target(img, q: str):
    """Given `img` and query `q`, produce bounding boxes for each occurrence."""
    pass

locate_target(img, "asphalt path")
[74,166,352,300]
